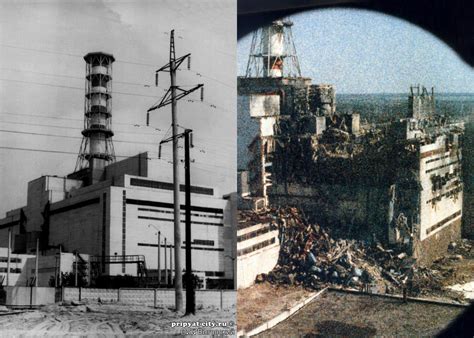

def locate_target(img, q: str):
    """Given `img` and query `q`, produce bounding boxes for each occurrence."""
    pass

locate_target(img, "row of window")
[426,184,463,204]
[237,225,274,242]
[130,178,214,196]
[425,154,450,165]
[237,237,276,256]
[0,257,21,263]
[138,208,223,220]
[425,210,462,235]
[425,161,459,174]
[137,243,224,252]
[205,271,225,277]
[0,268,21,273]
[183,239,215,246]
[138,215,223,227]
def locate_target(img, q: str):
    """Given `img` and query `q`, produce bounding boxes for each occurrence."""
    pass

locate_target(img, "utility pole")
[169,244,173,286]
[35,238,39,287]
[160,129,195,314]
[164,237,168,287]
[147,29,203,312]
[158,231,161,287]
[184,130,195,314]
[7,227,11,287]
[75,251,78,287]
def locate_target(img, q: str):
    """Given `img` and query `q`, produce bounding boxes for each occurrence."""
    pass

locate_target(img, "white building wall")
[0,248,88,287]
[106,175,233,284]
[0,152,234,287]
[419,136,463,240]
[236,224,280,289]
[237,243,279,289]
[0,248,34,286]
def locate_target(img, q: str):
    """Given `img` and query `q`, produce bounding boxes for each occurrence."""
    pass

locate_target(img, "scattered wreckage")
[253,207,471,300]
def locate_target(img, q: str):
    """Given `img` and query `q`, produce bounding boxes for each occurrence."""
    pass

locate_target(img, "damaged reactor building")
[238,20,466,266]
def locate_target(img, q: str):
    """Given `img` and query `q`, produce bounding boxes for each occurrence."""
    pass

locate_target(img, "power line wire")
[0,145,173,161]
[0,117,235,147]
[0,129,165,146]
[0,119,163,137]
[0,66,161,88]
[0,43,234,88]
[0,76,233,112]
[0,78,159,98]
[0,125,234,158]
[0,146,234,172]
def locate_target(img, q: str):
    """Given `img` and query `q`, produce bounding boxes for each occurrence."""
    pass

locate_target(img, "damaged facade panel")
[239,20,466,269]
[268,84,464,264]
[240,78,464,264]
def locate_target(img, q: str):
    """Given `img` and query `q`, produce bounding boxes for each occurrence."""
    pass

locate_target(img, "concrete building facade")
[0,153,235,288]
[0,51,235,289]
[236,217,280,289]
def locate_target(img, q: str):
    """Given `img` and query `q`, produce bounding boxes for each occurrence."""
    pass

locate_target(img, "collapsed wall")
[246,82,464,265]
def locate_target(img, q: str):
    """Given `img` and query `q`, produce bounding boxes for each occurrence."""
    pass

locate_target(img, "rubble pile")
[448,239,473,258]
[259,207,454,296]
[238,209,278,230]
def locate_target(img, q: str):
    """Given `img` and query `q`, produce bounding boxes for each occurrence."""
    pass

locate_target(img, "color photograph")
[236,2,474,336]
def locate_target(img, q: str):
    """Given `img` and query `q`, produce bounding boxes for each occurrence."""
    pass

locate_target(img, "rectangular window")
[237,225,273,242]
[425,161,460,174]
[138,208,223,219]
[183,239,215,246]
[127,198,223,214]
[130,178,214,196]
[0,267,21,273]
[0,257,21,263]
[425,210,462,235]
[137,215,223,227]
[237,237,276,256]
[205,271,225,277]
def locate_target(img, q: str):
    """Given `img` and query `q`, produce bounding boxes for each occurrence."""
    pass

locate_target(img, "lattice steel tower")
[245,19,302,78]
[75,52,116,180]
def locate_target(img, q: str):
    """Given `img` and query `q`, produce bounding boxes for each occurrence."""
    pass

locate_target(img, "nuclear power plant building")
[238,20,467,268]
[0,52,235,289]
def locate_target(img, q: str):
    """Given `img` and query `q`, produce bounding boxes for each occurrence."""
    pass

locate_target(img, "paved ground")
[0,302,236,336]
[237,283,312,332]
[257,290,467,337]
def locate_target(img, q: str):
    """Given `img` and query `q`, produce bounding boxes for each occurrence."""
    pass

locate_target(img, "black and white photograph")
[0,0,236,335]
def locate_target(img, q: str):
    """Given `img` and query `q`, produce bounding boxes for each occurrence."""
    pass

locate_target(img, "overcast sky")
[0,0,236,216]
[238,8,474,94]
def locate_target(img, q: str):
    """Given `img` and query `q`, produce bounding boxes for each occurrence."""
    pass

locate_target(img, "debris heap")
[259,207,457,297]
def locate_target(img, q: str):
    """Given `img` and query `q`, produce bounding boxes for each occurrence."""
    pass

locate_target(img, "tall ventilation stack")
[245,19,301,78]
[75,52,116,184]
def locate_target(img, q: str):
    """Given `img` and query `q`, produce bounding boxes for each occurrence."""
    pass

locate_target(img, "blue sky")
[238,8,474,94]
